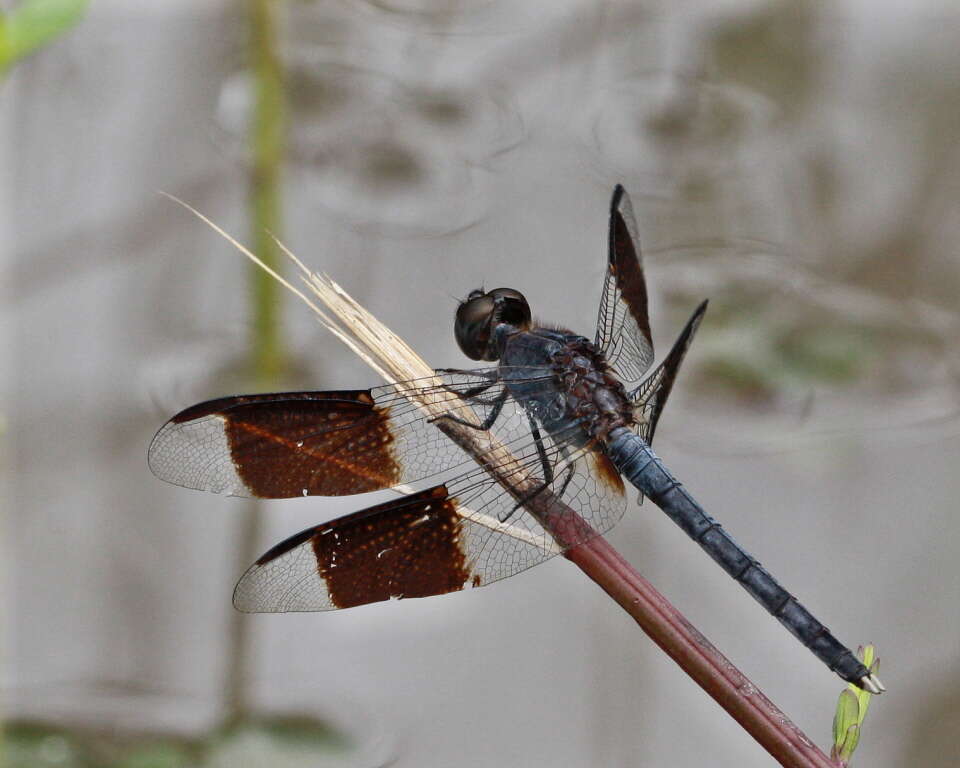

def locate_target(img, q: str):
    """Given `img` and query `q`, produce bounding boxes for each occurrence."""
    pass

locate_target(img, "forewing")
[148,369,557,499]
[148,390,399,498]
[233,425,627,612]
[595,185,655,384]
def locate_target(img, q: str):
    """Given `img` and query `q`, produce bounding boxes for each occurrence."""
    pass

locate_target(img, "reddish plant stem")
[439,403,837,767]
[563,534,838,768]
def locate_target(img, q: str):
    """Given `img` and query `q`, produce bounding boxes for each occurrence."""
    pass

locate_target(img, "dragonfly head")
[455,287,531,361]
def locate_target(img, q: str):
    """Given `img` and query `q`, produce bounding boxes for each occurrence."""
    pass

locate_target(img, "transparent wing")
[630,301,707,445]
[233,420,627,612]
[148,367,560,499]
[595,185,656,384]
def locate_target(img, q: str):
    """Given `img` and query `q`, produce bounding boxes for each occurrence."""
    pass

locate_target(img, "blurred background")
[3,0,959,766]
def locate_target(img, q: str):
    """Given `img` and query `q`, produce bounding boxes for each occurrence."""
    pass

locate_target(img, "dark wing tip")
[608,185,639,265]
[609,184,627,222]
[671,299,709,359]
[687,299,709,336]
[611,184,626,204]
[688,299,709,331]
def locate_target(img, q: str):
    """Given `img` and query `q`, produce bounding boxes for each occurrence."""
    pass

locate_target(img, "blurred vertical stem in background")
[249,0,286,385]
[225,0,287,724]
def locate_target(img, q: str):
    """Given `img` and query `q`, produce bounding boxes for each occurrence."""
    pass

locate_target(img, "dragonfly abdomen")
[604,427,872,687]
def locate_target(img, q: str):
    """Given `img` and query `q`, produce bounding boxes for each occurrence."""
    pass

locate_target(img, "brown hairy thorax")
[548,336,635,443]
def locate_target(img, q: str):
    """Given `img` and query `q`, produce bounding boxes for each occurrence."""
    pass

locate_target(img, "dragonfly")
[149,185,883,693]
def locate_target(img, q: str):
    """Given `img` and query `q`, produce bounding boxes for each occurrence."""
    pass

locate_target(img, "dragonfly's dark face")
[455,287,531,361]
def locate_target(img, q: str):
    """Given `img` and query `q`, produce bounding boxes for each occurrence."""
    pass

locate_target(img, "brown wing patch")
[609,195,653,350]
[193,391,401,498]
[590,449,626,496]
[307,485,472,609]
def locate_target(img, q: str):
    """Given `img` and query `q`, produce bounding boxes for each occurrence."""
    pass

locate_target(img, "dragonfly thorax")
[498,328,635,447]
[550,336,635,442]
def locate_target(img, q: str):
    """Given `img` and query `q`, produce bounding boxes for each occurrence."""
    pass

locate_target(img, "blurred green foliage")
[0,0,88,77]
[4,722,86,768]
[679,292,879,404]
[2,715,353,768]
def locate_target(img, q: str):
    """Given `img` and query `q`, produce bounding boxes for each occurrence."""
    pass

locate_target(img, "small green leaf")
[830,645,879,765]
[0,0,88,73]
[832,722,860,764]
[833,689,859,746]
[848,645,876,724]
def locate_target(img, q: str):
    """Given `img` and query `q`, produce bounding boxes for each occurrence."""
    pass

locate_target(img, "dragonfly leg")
[497,415,576,523]
[434,367,498,377]
[434,387,509,432]
[432,368,503,405]
[434,367,499,399]
[498,463,576,524]
[555,458,576,500]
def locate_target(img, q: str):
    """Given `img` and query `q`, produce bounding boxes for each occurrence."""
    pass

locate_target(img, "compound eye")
[457,294,495,327]
[487,288,531,328]
[455,294,496,360]
[488,288,525,303]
